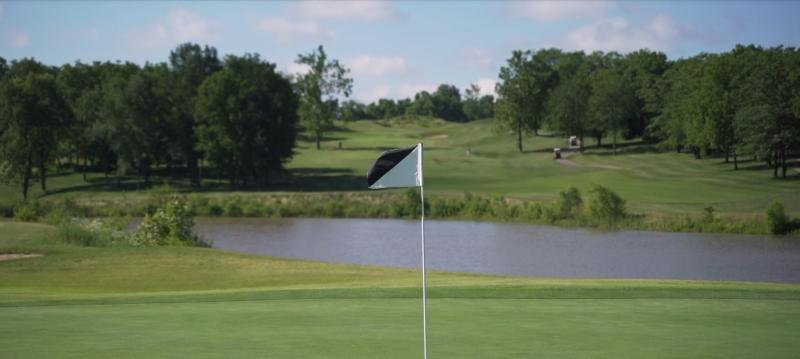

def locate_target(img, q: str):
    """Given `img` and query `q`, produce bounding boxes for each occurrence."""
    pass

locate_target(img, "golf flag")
[367,144,423,189]
[367,143,429,359]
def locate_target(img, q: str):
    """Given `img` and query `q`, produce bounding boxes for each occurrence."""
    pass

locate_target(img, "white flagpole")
[419,143,428,359]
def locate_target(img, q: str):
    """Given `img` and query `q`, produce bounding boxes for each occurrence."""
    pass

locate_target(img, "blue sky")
[1,1,799,103]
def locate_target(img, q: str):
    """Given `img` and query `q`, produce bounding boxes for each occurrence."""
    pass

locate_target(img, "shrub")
[766,202,790,235]
[587,185,626,224]
[130,195,203,247]
[555,187,583,219]
[13,202,42,222]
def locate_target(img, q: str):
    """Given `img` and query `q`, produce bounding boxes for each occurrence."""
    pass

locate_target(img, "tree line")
[0,44,355,199]
[1,43,797,200]
[338,83,495,123]
[495,45,800,178]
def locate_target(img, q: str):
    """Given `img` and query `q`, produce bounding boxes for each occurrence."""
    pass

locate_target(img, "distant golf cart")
[553,148,562,160]
[568,136,581,149]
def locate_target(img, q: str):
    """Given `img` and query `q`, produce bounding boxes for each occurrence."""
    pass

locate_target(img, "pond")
[194,218,800,284]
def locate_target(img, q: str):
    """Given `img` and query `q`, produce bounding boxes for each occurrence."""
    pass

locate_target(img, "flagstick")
[419,143,428,359]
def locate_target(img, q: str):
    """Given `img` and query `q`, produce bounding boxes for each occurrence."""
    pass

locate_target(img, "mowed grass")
[3,118,797,216]
[3,222,800,358]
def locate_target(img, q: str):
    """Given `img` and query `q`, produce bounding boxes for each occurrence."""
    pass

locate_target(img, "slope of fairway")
[287,118,800,214]
[3,222,800,358]
[2,118,797,217]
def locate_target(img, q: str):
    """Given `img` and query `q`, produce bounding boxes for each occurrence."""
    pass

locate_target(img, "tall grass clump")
[587,185,627,225]
[765,202,800,235]
[555,187,583,220]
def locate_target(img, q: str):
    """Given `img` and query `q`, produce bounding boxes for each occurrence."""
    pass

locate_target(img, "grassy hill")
[1,118,798,217]
[2,221,800,358]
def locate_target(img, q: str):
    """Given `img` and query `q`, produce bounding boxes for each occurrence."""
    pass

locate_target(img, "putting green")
[2,297,799,358]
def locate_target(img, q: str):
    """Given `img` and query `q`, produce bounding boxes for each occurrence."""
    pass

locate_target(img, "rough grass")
[2,221,800,358]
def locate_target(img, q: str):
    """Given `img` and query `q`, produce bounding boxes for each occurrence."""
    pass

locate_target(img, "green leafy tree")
[169,43,222,185]
[622,50,669,139]
[496,49,560,152]
[0,59,72,199]
[589,68,637,153]
[463,84,494,121]
[407,91,435,117]
[432,84,466,122]
[101,64,171,186]
[57,61,106,180]
[195,54,299,186]
[295,45,352,149]
[546,52,591,147]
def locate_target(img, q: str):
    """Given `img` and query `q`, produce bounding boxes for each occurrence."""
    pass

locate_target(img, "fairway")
[6,118,798,217]
[3,222,800,358]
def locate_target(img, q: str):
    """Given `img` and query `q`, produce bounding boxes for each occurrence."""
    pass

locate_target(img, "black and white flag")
[366,144,423,189]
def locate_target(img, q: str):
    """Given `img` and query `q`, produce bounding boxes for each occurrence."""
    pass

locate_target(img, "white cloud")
[473,78,497,97]
[509,1,614,22]
[396,83,437,99]
[127,8,217,49]
[255,17,332,44]
[358,84,393,103]
[348,55,407,76]
[285,62,311,76]
[293,1,399,21]
[462,48,493,68]
[3,28,30,48]
[564,14,679,53]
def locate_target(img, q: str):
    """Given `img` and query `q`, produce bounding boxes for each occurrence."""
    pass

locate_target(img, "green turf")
[2,222,800,358]
[2,118,798,217]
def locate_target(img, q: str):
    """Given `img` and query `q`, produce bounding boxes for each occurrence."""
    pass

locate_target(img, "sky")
[1,1,799,103]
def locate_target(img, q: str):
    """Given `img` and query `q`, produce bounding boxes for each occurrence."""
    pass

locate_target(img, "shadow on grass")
[581,141,663,156]
[39,167,370,197]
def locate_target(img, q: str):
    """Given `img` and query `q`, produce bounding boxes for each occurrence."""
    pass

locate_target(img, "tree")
[463,83,494,121]
[496,50,535,152]
[545,51,590,148]
[338,100,369,121]
[57,61,106,180]
[622,50,669,140]
[432,84,466,122]
[295,45,352,149]
[0,59,72,199]
[169,43,222,185]
[496,49,560,152]
[195,54,299,186]
[588,68,637,153]
[407,91,435,117]
[101,64,171,186]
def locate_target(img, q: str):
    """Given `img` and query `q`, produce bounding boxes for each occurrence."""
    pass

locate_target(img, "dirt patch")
[425,134,448,140]
[0,253,43,261]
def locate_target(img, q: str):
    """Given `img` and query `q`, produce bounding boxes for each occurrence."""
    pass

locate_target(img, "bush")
[13,202,42,222]
[766,202,791,235]
[130,195,204,247]
[587,185,626,224]
[555,187,583,219]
